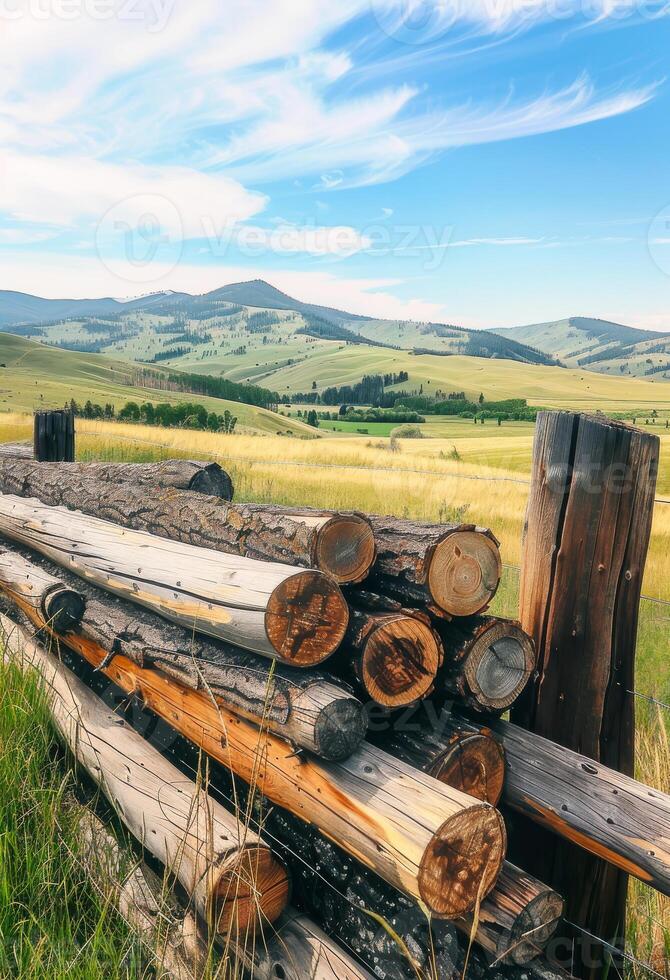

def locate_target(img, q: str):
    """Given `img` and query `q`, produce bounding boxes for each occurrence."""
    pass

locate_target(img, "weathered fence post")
[512,411,659,977]
[33,409,75,462]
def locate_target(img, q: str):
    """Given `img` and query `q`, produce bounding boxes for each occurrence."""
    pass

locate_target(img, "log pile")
[0,438,664,980]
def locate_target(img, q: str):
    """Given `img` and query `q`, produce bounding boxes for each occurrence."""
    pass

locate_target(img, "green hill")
[0,334,313,436]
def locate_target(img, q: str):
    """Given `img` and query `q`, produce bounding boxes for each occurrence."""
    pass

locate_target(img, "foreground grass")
[0,658,142,978]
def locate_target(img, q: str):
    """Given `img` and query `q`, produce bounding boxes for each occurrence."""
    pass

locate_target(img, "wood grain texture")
[0,546,366,761]
[30,458,235,498]
[0,494,349,664]
[513,412,659,967]
[7,596,506,917]
[0,442,33,459]
[0,613,290,938]
[0,460,375,584]
[365,515,501,617]
[332,607,443,708]
[433,615,535,714]
[0,547,85,633]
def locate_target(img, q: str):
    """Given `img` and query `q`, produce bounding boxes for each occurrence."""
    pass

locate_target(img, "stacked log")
[40,458,236,498]
[0,441,33,459]
[1,615,290,938]
[0,547,367,761]
[33,408,75,461]
[0,494,350,664]
[0,459,375,583]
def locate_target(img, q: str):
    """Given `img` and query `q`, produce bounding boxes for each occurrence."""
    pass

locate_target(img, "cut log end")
[43,586,86,634]
[314,515,376,585]
[429,530,501,617]
[463,621,535,712]
[509,889,565,965]
[419,805,506,918]
[188,463,234,501]
[432,733,505,805]
[265,571,349,666]
[313,698,369,762]
[213,845,290,936]
[361,615,441,708]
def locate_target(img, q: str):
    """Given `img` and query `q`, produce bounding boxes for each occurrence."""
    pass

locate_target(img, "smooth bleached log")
[333,607,443,707]
[366,515,501,617]
[0,460,375,584]
[243,910,374,980]
[0,614,290,937]
[372,704,505,804]
[433,616,535,713]
[0,494,349,664]
[0,547,85,633]
[20,601,506,918]
[0,548,366,761]
[459,715,670,897]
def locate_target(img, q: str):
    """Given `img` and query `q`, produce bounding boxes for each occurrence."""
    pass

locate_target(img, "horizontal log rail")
[0,547,367,761]
[6,592,506,918]
[40,458,235,498]
[0,547,86,634]
[0,494,349,665]
[0,613,290,938]
[0,460,375,584]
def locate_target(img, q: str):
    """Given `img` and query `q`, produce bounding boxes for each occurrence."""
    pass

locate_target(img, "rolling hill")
[0,334,313,436]
[499,317,670,379]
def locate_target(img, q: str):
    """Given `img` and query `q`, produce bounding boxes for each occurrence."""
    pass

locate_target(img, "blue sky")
[1,0,669,327]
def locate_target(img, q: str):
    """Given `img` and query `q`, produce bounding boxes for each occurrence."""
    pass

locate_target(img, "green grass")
[0,334,315,436]
[0,656,143,978]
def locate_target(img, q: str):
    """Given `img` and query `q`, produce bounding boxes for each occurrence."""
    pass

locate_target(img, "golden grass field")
[1,411,668,971]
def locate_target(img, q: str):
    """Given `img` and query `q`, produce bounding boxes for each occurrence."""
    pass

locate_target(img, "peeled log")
[0,547,366,761]
[456,715,670,897]
[332,607,443,708]
[36,458,235,498]
[0,547,85,633]
[366,515,501,617]
[0,614,290,937]
[10,597,506,918]
[0,494,349,665]
[433,616,535,713]
[0,459,375,584]
[242,910,375,980]
[371,704,505,804]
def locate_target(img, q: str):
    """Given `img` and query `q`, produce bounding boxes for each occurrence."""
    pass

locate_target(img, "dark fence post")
[512,411,659,977]
[33,409,75,462]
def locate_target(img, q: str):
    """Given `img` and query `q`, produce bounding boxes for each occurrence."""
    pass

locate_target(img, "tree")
[339,404,348,417]
[478,392,484,404]
[307,410,319,428]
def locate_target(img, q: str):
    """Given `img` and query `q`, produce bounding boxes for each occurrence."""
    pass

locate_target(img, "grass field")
[0,334,315,437]
[1,410,668,974]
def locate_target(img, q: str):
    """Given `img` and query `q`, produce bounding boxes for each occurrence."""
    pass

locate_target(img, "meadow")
[0,410,668,974]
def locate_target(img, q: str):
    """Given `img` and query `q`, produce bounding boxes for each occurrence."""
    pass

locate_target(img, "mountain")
[0,289,190,328]
[498,317,670,378]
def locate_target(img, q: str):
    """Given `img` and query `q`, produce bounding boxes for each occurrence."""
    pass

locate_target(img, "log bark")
[370,704,505,805]
[513,412,659,971]
[0,441,33,459]
[37,459,235,499]
[242,909,375,980]
[365,515,501,617]
[0,547,86,633]
[33,408,75,461]
[77,806,213,979]
[0,494,349,665]
[0,613,290,938]
[332,607,444,708]
[0,460,375,584]
[0,546,366,761]
[433,616,535,714]
[12,600,506,918]
[453,714,670,897]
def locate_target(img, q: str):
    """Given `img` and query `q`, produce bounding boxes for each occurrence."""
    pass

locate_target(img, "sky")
[1,0,669,328]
